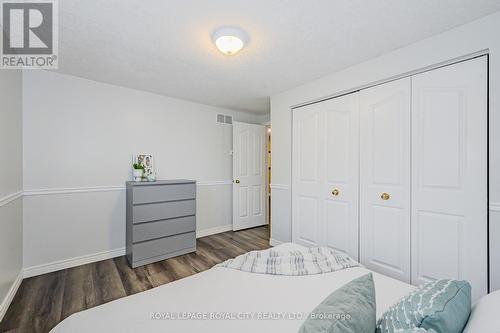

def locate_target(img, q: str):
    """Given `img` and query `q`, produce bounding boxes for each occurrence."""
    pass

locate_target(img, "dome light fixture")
[212,27,249,56]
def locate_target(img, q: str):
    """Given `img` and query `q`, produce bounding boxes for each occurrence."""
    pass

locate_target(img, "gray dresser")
[126,180,196,268]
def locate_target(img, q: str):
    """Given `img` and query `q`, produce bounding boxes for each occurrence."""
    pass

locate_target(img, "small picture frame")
[132,153,156,181]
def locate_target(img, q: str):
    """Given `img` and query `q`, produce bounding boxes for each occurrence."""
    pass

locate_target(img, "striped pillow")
[394,329,437,333]
[377,279,471,333]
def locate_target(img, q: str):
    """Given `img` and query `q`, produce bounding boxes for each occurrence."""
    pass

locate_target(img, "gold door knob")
[332,189,340,196]
[381,192,390,200]
[235,179,240,184]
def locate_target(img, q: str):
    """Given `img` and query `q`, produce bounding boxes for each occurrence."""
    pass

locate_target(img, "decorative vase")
[133,169,144,181]
[146,172,157,182]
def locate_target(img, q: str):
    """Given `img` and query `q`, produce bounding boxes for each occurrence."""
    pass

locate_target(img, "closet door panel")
[292,93,359,252]
[411,57,487,301]
[360,78,411,283]
[325,201,349,252]
[323,93,359,260]
[292,106,324,247]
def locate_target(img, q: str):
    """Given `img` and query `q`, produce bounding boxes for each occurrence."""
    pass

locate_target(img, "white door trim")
[232,121,267,231]
[290,50,488,111]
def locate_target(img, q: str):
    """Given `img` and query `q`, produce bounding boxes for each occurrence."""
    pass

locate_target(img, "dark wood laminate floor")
[0,226,270,333]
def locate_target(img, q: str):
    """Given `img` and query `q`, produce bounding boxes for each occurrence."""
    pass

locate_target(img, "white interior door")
[323,93,360,260]
[292,104,324,247]
[411,57,488,301]
[232,122,267,231]
[360,77,411,283]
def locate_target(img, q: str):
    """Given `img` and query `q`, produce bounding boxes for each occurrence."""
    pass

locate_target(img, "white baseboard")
[196,224,233,238]
[23,247,126,278]
[233,222,269,232]
[23,224,234,278]
[269,238,284,247]
[0,271,23,322]
[20,221,270,278]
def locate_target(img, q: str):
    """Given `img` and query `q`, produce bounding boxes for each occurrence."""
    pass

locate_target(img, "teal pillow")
[299,273,376,333]
[377,279,471,333]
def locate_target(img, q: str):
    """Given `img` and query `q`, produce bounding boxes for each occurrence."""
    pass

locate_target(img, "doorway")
[267,126,271,228]
[232,121,268,231]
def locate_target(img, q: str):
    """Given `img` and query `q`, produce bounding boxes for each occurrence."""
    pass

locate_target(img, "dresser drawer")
[133,183,195,204]
[133,216,196,243]
[132,232,196,262]
[133,199,195,224]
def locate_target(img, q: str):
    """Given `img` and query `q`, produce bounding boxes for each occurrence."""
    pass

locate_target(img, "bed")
[51,243,414,332]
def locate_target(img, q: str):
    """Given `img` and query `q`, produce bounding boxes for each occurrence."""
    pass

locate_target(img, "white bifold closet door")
[292,104,323,247]
[292,93,359,259]
[291,56,487,299]
[411,57,487,301]
[359,78,411,283]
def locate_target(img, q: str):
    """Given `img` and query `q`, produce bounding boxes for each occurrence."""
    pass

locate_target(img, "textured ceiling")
[57,0,500,114]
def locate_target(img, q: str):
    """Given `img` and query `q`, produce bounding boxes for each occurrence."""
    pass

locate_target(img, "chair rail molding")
[490,202,500,212]
[23,186,125,196]
[270,183,290,190]
[196,180,233,186]
[23,181,234,196]
[0,191,23,207]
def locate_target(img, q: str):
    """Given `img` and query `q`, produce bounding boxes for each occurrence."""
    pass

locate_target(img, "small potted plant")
[133,163,145,181]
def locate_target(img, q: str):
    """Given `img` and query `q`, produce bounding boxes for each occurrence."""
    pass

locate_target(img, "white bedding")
[51,243,414,333]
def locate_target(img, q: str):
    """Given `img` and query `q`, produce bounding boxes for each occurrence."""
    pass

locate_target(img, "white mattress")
[51,243,414,332]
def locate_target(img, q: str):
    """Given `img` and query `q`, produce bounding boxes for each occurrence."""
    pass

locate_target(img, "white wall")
[0,70,23,321]
[22,70,266,275]
[270,11,500,291]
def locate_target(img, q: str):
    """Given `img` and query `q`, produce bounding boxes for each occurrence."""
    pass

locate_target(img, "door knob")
[381,192,390,200]
[332,189,340,196]
[235,179,240,184]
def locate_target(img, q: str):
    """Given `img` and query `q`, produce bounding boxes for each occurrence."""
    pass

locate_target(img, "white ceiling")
[58,0,500,114]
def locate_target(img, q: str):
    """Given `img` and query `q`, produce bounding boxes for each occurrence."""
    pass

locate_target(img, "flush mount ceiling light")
[212,27,249,56]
